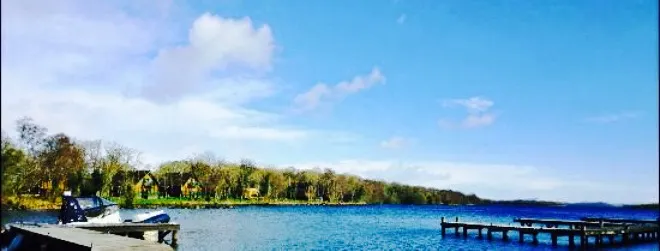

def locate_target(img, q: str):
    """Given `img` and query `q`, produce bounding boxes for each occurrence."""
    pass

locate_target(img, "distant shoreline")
[2,196,657,211]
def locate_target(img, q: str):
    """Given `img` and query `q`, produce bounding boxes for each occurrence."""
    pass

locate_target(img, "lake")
[2,205,659,250]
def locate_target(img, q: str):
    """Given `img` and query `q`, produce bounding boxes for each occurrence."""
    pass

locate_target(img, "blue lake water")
[2,205,659,250]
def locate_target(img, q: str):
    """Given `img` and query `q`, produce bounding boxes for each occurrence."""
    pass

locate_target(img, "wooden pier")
[5,222,180,251]
[440,216,659,248]
[581,217,660,225]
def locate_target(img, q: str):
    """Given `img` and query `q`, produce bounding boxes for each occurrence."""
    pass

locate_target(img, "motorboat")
[1,192,173,250]
[58,191,171,225]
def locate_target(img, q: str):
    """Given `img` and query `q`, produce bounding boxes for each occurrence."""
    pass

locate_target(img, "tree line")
[1,117,483,205]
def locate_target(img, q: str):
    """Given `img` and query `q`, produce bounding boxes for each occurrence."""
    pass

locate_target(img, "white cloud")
[396,14,407,24]
[294,68,385,111]
[284,159,654,204]
[142,13,276,103]
[440,96,497,128]
[585,111,641,123]
[380,136,412,149]
[0,0,314,167]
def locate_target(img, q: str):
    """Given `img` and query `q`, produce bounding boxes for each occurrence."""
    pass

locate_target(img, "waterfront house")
[110,170,159,198]
[243,188,260,199]
[157,172,203,199]
[37,180,66,196]
[181,174,202,199]
[134,171,159,199]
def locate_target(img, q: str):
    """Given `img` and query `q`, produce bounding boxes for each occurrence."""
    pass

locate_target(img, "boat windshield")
[101,197,117,206]
[75,197,117,210]
[76,197,100,210]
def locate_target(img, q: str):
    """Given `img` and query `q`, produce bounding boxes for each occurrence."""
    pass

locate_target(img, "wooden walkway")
[513,218,626,228]
[9,224,173,251]
[581,217,660,225]
[440,217,660,248]
[67,222,180,245]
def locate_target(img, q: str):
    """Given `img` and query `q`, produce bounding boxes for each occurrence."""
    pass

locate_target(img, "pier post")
[532,233,538,245]
[441,217,446,236]
[478,228,482,239]
[596,234,602,247]
[519,232,524,243]
[462,227,468,238]
[454,217,459,236]
[487,229,492,240]
[568,234,575,248]
[607,235,614,244]
[551,233,558,246]
[171,230,179,247]
[502,230,508,241]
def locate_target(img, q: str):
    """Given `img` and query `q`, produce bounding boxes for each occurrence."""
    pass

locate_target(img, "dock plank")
[10,225,173,251]
[66,222,180,233]
[581,217,659,225]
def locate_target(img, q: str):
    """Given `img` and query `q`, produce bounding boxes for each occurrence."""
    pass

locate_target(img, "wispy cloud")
[380,136,412,149]
[439,96,498,128]
[396,14,406,24]
[293,68,385,112]
[585,111,641,123]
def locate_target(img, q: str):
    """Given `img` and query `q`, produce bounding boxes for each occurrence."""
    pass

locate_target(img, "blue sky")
[1,0,657,204]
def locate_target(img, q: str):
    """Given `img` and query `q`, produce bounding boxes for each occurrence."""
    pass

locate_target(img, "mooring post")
[441,217,446,236]
[171,230,179,247]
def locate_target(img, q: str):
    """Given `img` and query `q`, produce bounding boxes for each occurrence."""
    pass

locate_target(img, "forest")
[1,117,483,208]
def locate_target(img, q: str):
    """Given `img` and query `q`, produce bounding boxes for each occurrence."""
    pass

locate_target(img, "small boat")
[1,192,173,250]
[58,191,171,225]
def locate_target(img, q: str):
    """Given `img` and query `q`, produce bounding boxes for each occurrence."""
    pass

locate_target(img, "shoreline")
[2,196,658,211]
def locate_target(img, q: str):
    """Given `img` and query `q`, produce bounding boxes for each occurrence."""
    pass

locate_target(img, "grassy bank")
[1,196,61,211]
[1,196,367,210]
[109,197,368,209]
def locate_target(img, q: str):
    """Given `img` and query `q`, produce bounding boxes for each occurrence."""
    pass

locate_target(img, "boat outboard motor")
[58,191,87,224]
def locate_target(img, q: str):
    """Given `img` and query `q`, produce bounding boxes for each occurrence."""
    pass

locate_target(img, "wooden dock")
[513,218,626,228]
[581,217,660,225]
[440,216,660,248]
[5,222,180,251]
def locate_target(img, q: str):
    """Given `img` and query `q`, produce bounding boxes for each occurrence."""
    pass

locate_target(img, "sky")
[1,0,657,204]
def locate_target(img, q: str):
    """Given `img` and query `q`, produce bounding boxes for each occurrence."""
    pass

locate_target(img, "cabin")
[134,172,159,199]
[157,173,185,198]
[181,175,202,199]
[243,188,260,200]
[37,180,66,196]
[110,170,159,198]
[157,172,203,199]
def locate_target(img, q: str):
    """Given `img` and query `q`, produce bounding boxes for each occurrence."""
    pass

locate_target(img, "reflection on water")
[3,205,659,250]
